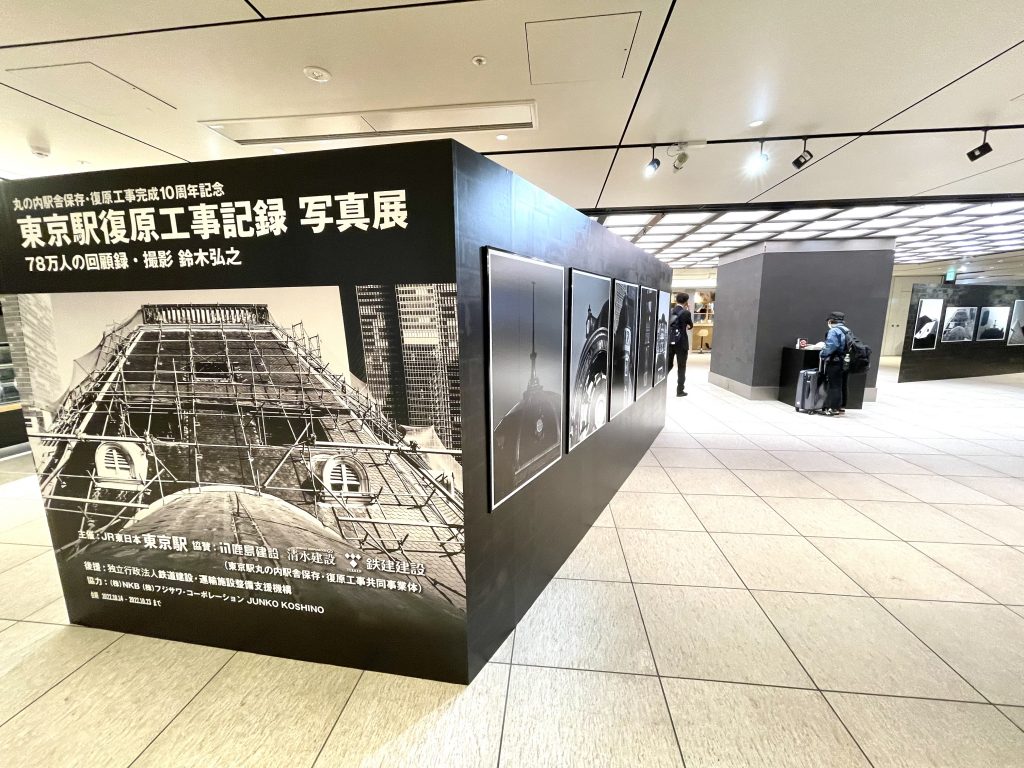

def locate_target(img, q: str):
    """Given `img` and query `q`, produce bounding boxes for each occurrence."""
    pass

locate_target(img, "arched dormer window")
[320,457,370,504]
[94,441,148,490]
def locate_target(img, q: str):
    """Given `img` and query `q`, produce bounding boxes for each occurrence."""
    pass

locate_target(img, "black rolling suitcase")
[795,368,825,413]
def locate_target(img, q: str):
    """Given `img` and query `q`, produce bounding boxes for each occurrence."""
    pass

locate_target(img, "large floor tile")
[881,600,1024,705]
[847,500,1000,544]
[746,435,817,451]
[23,597,70,625]
[514,579,655,674]
[911,543,1024,605]
[810,538,994,602]
[314,664,507,768]
[968,454,1024,477]
[853,436,942,453]
[830,452,933,475]
[800,436,877,453]
[714,533,865,595]
[666,467,755,496]
[709,449,790,471]
[731,470,834,499]
[0,543,49,574]
[911,437,1003,456]
[1000,706,1024,730]
[894,453,1005,477]
[0,552,63,620]
[801,472,915,502]
[694,433,759,450]
[635,584,812,687]
[955,476,1024,506]
[874,474,1006,505]
[0,518,51,546]
[652,448,725,469]
[555,526,630,582]
[0,634,233,767]
[664,679,869,768]
[763,498,895,539]
[638,450,660,466]
[609,492,704,531]
[620,465,678,494]
[500,666,683,768]
[771,451,860,473]
[685,495,797,535]
[618,529,743,587]
[826,693,1024,767]
[755,591,981,701]
[653,432,702,449]
[0,623,121,725]
[136,652,361,768]
[934,504,1024,545]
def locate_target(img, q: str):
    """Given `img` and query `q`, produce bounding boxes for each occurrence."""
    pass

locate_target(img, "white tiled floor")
[2,356,1024,766]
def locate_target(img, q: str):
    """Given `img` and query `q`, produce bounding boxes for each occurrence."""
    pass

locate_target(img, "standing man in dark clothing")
[668,293,693,397]
[820,311,850,416]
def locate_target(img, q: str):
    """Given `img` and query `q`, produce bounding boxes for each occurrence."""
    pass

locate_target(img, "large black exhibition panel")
[899,283,1024,382]
[0,140,670,683]
[711,239,894,401]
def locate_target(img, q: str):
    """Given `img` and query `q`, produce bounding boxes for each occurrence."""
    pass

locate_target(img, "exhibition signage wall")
[0,140,670,683]
[899,282,1024,383]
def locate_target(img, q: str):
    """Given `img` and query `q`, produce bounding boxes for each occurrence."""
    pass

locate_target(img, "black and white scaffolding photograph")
[21,285,467,672]
[653,290,670,385]
[636,287,658,397]
[941,306,978,342]
[912,298,944,350]
[567,270,611,451]
[609,280,638,419]
[486,249,565,508]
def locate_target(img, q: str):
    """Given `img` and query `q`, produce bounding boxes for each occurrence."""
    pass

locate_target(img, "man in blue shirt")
[820,311,849,416]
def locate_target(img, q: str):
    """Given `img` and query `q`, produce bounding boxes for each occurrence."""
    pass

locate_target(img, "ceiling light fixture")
[744,141,770,175]
[967,130,993,161]
[667,142,689,172]
[495,134,508,141]
[272,147,285,155]
[748,120,764,128]
[643,146,661,178]
[303,66,332,83]
[471,55,488,67]
[792,138,813,169]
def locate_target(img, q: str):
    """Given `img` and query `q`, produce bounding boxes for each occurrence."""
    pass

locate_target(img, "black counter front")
[778,347,866,409]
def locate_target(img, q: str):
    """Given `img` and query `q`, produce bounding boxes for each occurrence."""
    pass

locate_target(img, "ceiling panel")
[252,0,465,15]
[491,150,615,208]
[0,1,257,47]
[624,0,1024,144]
[755,131,1024,202]
[0,0,670,168]
[598,139,848,207]
[0,84,176,178]
[920,157,1024,196]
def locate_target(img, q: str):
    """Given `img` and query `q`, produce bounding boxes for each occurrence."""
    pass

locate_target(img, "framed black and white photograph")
[653,290,671,385]
[941,306,978,343]
[1009,300,1024,347]
[636,287,658,397]
[486,248,565,508]
[911,298,943,351]
[609,280,639,419]
[567,269,611,451]
[976,306,1010,341]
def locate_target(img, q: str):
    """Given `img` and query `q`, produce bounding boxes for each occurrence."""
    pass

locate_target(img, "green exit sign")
[944,267,957,283]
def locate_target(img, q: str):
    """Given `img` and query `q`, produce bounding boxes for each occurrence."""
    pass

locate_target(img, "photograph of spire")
[609,281,639,419]
[19,286,466,673]
[487,249,564,509]
[653,290,670,385]
[568,270,611,451]
[636,287,658,397]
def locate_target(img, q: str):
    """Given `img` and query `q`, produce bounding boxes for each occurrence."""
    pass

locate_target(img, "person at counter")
[800,311,850,416]
[668,293,693,397]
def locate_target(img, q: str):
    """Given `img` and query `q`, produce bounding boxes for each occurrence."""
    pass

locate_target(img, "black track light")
[967,130,992,162]
[792,138,813,169]
[643,146,661,178]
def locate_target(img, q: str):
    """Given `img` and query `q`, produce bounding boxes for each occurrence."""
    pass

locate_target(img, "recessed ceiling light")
[660,212,714,225]
[272,148,285,155]
[717,210,774,223]
[748,120,765,128]
[495,134,508,141]
[471,55,487,67]
[604,214,653,227]
[303,66,332,83]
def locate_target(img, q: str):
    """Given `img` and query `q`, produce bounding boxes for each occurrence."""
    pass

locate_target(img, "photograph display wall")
[941,307,978,343]
[653,290,670,386]
[1010,300,1024,347]
[636,287,658,397]
[609,281,638,419]
[912,298,943,351]
[977,306,1010,341]
[486,249,564,508]
[567,270,611,451]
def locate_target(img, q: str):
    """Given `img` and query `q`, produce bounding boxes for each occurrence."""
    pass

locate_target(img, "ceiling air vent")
[201,101,536,145]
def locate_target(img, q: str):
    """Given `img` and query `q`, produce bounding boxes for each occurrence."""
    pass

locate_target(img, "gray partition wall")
[710,239,895,400]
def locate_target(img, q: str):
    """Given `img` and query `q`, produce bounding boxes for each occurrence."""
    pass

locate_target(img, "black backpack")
[843,331,872,373]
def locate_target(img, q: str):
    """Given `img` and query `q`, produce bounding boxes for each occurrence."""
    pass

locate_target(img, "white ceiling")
[0,0,1022,234]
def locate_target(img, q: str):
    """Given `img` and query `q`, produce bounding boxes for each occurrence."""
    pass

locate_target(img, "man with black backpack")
[668,293,693,397]
[818,311,871,416]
